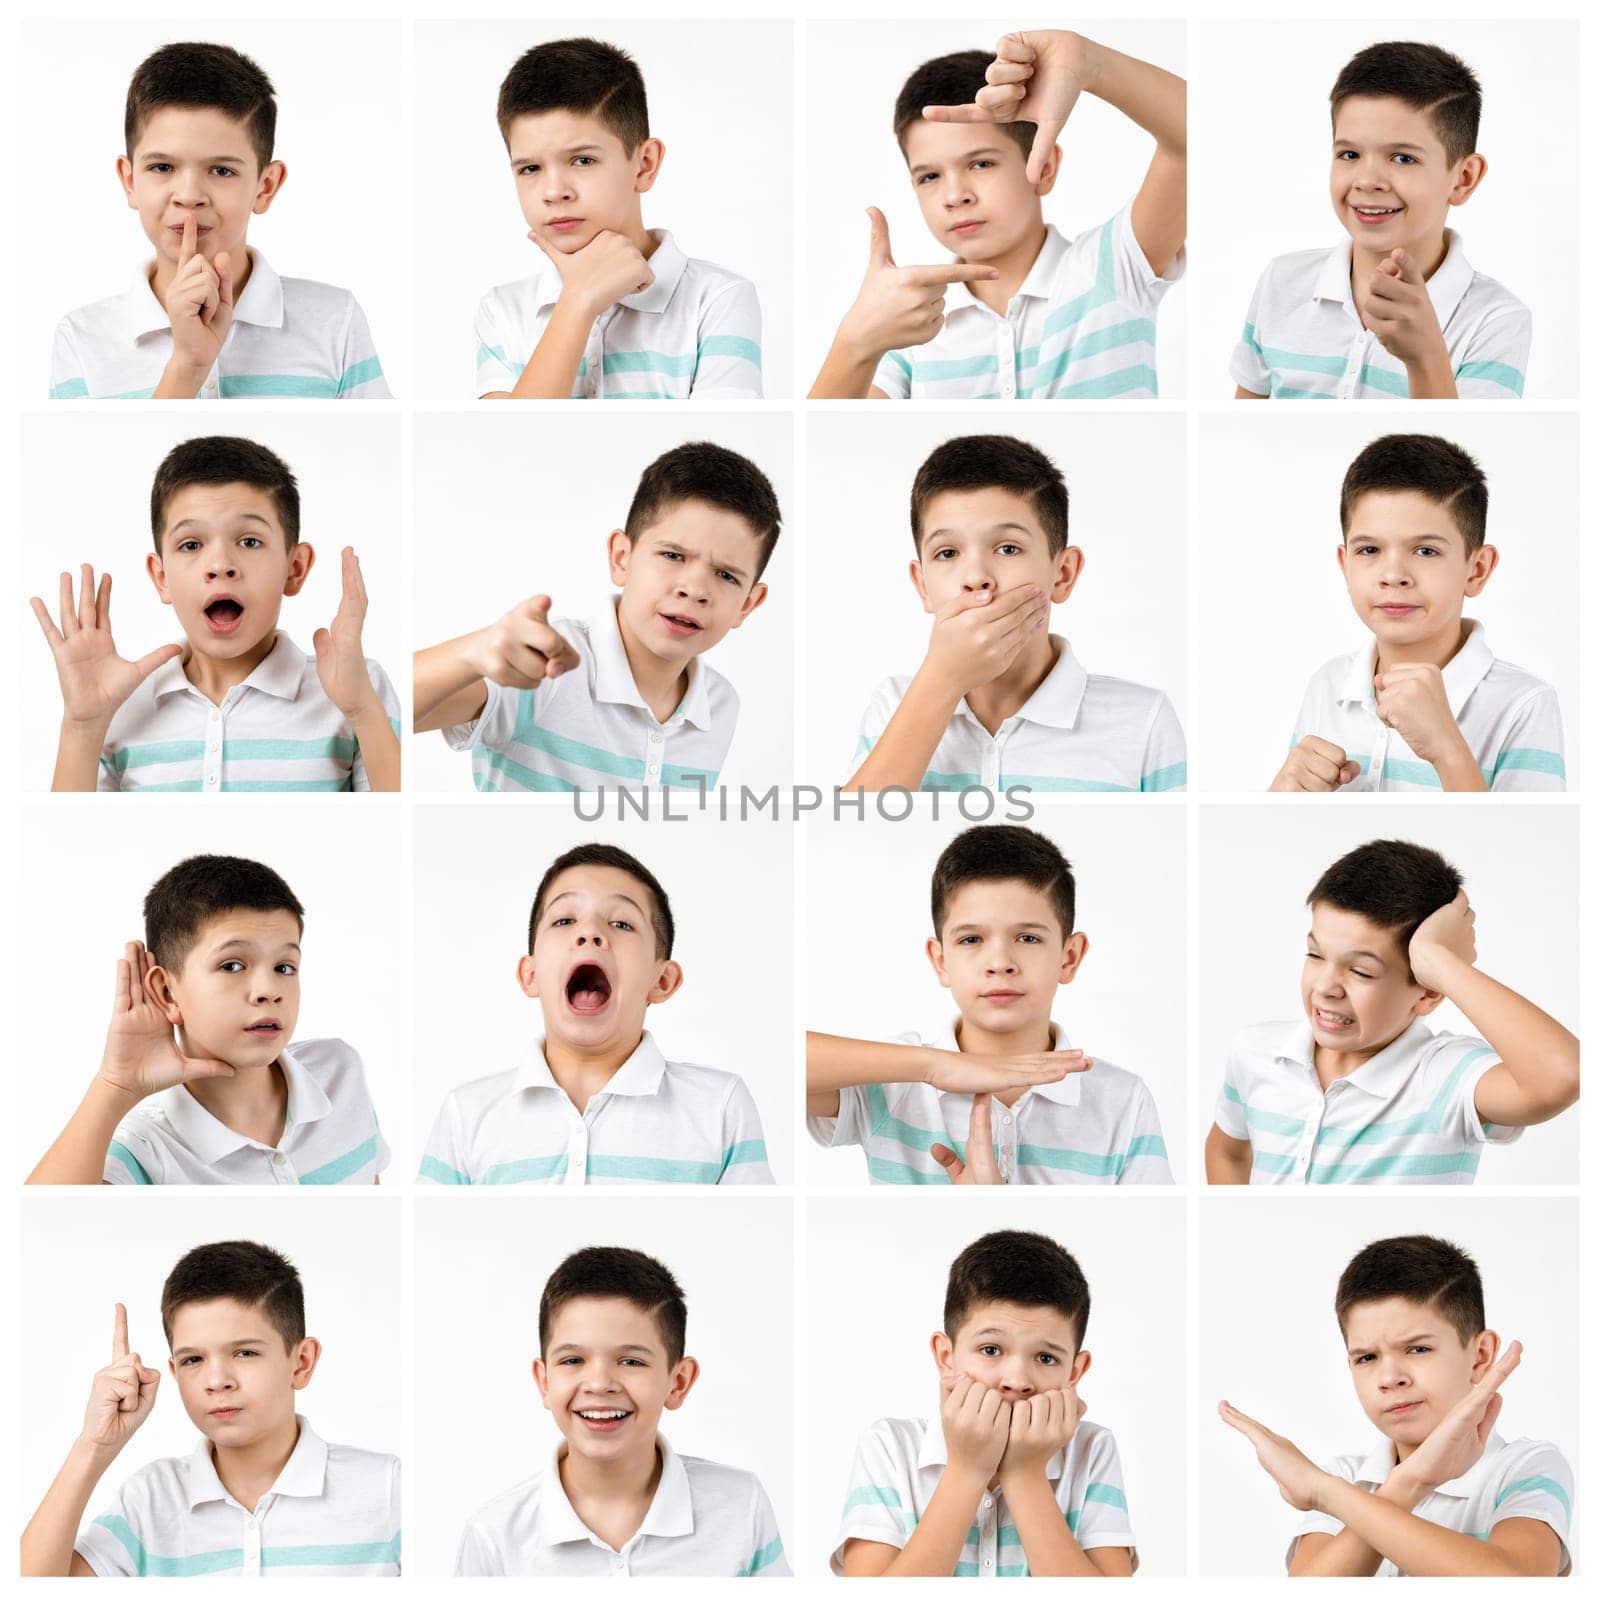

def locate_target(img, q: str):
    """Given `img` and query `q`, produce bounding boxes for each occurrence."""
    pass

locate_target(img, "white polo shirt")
[419,1030,772,1186]
[456,1436,787,1577]
[1231,231,1531,399]
[854,636,1186,793]
[1214,1017,1518,1185]
[103,1038,389,1187]
[808,1019,1171,1185]
[51,250,391,401]
[1292,1431,1572,1576]
[833,1415,1135,1575]
[98,633,401,793]
[872,208,1183,400]
[474,231,762,399]
[443,600,736,792]
[1291,622,1565,792]
[75,1418,401,1577]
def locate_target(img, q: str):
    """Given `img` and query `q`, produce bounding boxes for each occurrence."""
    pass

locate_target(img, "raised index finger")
[179,214,197,267]
[1478,1340,1523,1399]
[113,1301,130,1361]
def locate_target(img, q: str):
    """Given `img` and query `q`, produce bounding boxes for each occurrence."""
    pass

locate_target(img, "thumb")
[134,643,183,683]
[1339,762,1359,785]
[183,1057,237,1083]
[1027,127,1062,187]
[528,227,558,263]
[312,627,331,664]
[866,206,894,269]
[929,1142,966,1180]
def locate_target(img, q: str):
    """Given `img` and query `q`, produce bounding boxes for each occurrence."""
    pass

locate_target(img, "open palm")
[99,942,233,1099]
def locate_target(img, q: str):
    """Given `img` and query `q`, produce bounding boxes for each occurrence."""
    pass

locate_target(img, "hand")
[534,227,654,320]
[163,214,235,373]
[1392,1341,1521,1495]
[921,584,1050,699]
[80,1304,161,1455]
[313,547,382,719]
[923,1047,1087,1095]
[921,30,1090,184]
[931,1092,1004,1183]
[939,1372,1012,1484]
[1407,890,1477,992]
[837,209,1000,361]
[1372,661,1463,765]
[469,595,581,689]
[1218,1401,1328,1513]
[1363,249,1448,368]
[998,1389,1085,1483]
[99,942,235,1101]
[30,566,182,728]
[1270,735,1359,793]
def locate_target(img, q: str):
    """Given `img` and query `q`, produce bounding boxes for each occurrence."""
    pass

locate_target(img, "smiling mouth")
[204,598,245,635]
[565,963,613,1016]
[574,1407,633,1432]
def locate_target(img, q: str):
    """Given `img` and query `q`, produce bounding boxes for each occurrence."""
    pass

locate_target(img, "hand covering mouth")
[566,962,613,1014]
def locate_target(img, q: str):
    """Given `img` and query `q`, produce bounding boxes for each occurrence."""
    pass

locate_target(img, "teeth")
[578,1410,629,1420]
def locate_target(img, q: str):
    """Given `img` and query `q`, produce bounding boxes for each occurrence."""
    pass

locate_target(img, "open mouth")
[244,1020,282,1036]
[1350,204,1403,226]
[658,611,703,638]
[565,963,613,1016]
[574,1407,633,1433]
[204,598,245,636]
[1313,1006,1356,1032]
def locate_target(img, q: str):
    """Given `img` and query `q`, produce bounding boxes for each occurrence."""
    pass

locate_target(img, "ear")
[909,558,933,615]
[644,959,685,1007]
[1069,1349,1092,1387]
[532,1356,550,1405]
[168,1357,178,1377]
[146,551,173,607]
[1050,545,1084,605]
[289,1336,322,1391]
[930,1330,957,1379]
[1411,982,1447,1017]
[1448,152,1487,207]
[1468,1328,1500,1382]
[1032,142,1064,198]
[633,137,665,195]
[116,155,137,209]
[729,582,768,629]
[606,528,633,587]
[1463,543,1499,597]
[516,954,540,1001]
[1057,930,1090,988]
[925,935,953,990]
[1336,542,1349,581]
[662,1354,700,1410]
[252,160,288,216]
[282,542,315,597]
[145,962,183,1026]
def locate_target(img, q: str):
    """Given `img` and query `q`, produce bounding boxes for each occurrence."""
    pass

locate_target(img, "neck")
[966,220,1048,314]
[182,630,281,706]
[614,602,691,724]
[542,1029,644,1113]
[212,1412,300,1514]
[955,1015,1055,1060]
[559,1435,663,1523]
[1313,1021,1411,1084]
[182,1058,289,1143]
[965,631,1057,736]
[150,243,255,304]
[1373,619,1469,675]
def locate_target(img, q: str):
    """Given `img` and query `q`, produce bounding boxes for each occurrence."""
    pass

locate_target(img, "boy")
[1206,840,1578,1185]
[1232,42,1529,400]
[475,37,762,399]
[419,843,772,1185]
[810,29,1185,399]
[29,435,401,793]
[28,854,389,1187]
[833,1230,1135,1575]
[808,825,1172,1185]
[846,435,1185,794]
[456,1246,787,1575]
[414,441,778,793]
[1272,434,1563,793]
[52,42,390,401]
[1220,1234,1571,1575]
[21,1241,401,1575]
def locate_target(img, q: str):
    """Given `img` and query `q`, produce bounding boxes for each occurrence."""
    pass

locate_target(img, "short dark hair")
[931,825,1075,940]
[944,1230,1091,1347]
[624,442,783,581]
[911,435,1069,558]
[161,1240,306,1352]
[1340,434,1488,555]
[529,844,675,959]
[1335,1235,1485,1345]
[894,50,1034,163]
[539,1246,687,1365]
[1307,839,1462,967]
[144,855,306,974]
[150,436,301,555]
[1330,42,1482,167]
[497,37,649,154]
[125,42,277,172]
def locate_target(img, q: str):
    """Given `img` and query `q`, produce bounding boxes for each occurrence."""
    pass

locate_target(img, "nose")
[959,558,995,594]
[1377,556,1413,587]
[573,926,609,949]
[672,564,711,603]
[939,171,978,209]
[1377,1357,1411,1392]
[204,1361,238,1394]
[997,1359,1035,1397]
[984,945,1019,976]
[248,976,283,1006]
[541,167,577,206]
[206,555,240,580]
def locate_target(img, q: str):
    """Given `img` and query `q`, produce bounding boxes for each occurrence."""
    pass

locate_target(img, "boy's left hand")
[1407,889,1477,991]
[313,547,380,719]
[1391,1341,1520,1496]
[997,1389,1085,1483]
[1218,1401,1328,1512]
[1373,661,1464,765]
[930,1092,1004,1183]
[1364,249,1448,369]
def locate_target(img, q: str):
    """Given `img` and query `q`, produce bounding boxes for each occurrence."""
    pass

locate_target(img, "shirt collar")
[917,1411,1071,1481]
[536,1435,694,1547]
[952,636,1087,732]
[513,1032,669,1100]
[591,598,715,731]
[1353,1428,1506,1498]
[1336,621,1495,719]
[532,230,686,316]
[1312,230,1473,326]
[150,632,307,704]
[160,1046,331,1166]
[123,248,282,340]
[1277,1017,1434,1098]
[951,224,1069,313]
[936,1016,1083,1107]
[184,1417,328,1510]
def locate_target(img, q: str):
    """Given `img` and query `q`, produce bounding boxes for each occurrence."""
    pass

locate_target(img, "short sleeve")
[1453,307,1531,399]
[851,677,903,778]
[1139,693,1187,792]
[50,319,88,400]
[1213,1046,1249,1141]
[1490,689,1565,791]
[74,1482,150,1575]
[104,1124,159,1186]
[441,678,521,756]
[387,1457,403,1572]
[807,1082,869,1151]
[336,298,392,399]
[1229,266,1273,395]
[1290,672,1321,750]
[830,1422,917,1573]
[1071,1427,1137,1556]
[1448,1041,1524,1148]
[691,281,764,398]
[453,1517,503,1576]
[342,1045,393,1181]
[474,293,519,397]
[741,1478,791,1576]
[718,1076,775,1184]
[350,658,403,793]
[418,1093,473,1185]
[97,749,123,792]
[1117,1084,1173,1185]
[1488,1443,1574,1559]
[1108,203,1185,310]
[871,349,913,399]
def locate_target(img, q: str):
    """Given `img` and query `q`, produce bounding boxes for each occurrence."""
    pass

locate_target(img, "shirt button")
[207,773,218,786]
[650,731,663,744]
[1002,1114,1012,1125]
[647,763,659,775]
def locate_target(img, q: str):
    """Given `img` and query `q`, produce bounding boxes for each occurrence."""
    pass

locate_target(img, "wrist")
[69,1430,122,1472]
[909,654,970,711]
[60,714,113,742]
[344,693,388,729]
[1430,736,1486,791]
[1404,345,1456,397]
[91,1068,148,1109]
[555,282,605,325]
[1376,1461,1433,1511]
[1307,1467,1341,1518]
[161,353,210,386]
[940,1459,993,1500]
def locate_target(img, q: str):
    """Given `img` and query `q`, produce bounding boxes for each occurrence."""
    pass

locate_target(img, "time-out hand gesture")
[931,1092,1005,1184]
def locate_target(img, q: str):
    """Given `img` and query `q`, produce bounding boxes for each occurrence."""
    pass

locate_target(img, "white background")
[801,410,1187,784]
[1198,804,1579,1185]
[410,410,793,792]
[1190,19,1579,399]
[411,1192,793,1574]
[803,18,1188,398]
[806,1193,1186,1576]
[20,1195,403,1519]
[19,805,410,1182]
[21,18,409,399]
[410,19,795,399]
[413,805,794,1184]
[805,804,1187,1183]
[1199,1192,1576,1575]
[1196,411,1579,791]
[20,411,405,793]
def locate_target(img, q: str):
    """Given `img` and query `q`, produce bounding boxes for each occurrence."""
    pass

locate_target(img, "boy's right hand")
[467,596,581,690]
[534,228,655,320]
[931,1092,1004,1183]
[836,209,1000,361]
[920,584,1049,700]
[30,566,183,729]
[99,942,235,1101]
[1269,736,1360,793]
[939,1372,1012,1485]
[1390,1340,1521,1496]
[81,1303,160,1455]
[163,215,235,376]
[922,1047,1087,1095]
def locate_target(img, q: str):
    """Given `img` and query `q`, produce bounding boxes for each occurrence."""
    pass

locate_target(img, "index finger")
[1217,1399,1265,1438]
[179,214,196,267]
[1478,1340,1522,1399]
[904,262,1002,286]
[920,101,999,126]
[970,1091,992,1131]
[113,1302,129,1360]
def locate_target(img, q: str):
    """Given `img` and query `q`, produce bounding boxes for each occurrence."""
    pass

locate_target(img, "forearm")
[1290,1476,1425,1576]
[350,701,401,793]
[507,296,595,399]
[28,1076,137,1184]
[412,636,488,729]
[809,329,886,399]
[844,670,963,790]
[1405,349,1458,399]
[1317,1476,1521,1575]
[882,1469,985,1576]
[21,1436,114,1574]
[52,721,110,792]
[1431,739,1488,792]
[152,356,208,400]
[1004,1471,1102,1575]
[806,1032,938,1114]
[1077,34,1186,153]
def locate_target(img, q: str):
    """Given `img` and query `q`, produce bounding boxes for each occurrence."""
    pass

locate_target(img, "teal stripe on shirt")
[474,748,581,793]
[479,1154,570,1184]
[336,356,385,394]
[585,1152,723,1184]
[1308,1150,1482,1183]
[50,377,90,399]
[91,1516,242,1576]
[1041,220,1117,338]
[721,1139,768,1173]
[219,374,341,399]
[1494,1475,1571,1518]
[1489,747,1565,780]
[739,1534,784,1575]
[1020,317,1157,394]
[418,1154,470,1185]
[997,774,1137,794]
[697,335,762,368]
[1357,363,1410,397]
[1085,1482,1129,1510]
[845,1485,903,1509]
[866,1151,955,1184]
[510,688,647,780]
[1141,761,1187,792]
[1261,345,1348,377]
[912,353,1000,383]
[603,349,696,377]
[1055,364,1160,399]
[297,1134,379,1185]
[1311,1050,1491,1149]
[108,1141,154,1184]
[1223,1082,1307,1138]
[107,735,355,771]
[261,1532,402,1568]
[1016,1143,1126,1178]
[1456,359,1525,396]
[1242,321,1264,357]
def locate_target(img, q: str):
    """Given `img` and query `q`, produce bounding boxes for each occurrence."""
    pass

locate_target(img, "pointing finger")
[867,206,894,270]
[113,1302,129,1361]
[179,214,196,267]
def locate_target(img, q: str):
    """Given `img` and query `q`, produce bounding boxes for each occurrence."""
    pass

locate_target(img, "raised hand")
[1407,890,1478,993]
[313,547,382,718]
[1394,1341,1521,1494]
[30,566,182,727]
[1218,1401,1327,1512]
[470,595,581,690]
[922,584,1050,698]
[923,1046,1087,1095]
[931,1092,1004,1184]
[939,1372,1012,1483]
[81,1303,161,1455]
[534,227,654,319]
[1364,249,1447,368]
[164,214,235,374]
[999,1389,1085,1483]
[99,942,235,1101]
[1373,661,1461,764]
[1270,735,1360,793]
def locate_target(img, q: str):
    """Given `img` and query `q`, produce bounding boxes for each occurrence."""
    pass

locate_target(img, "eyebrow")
[910,145,1008,175]
[653,538,751,584]
[172,1337,270,1356]
[210,939,302,954]
[1335,139,1432,154]
[547,891,649,920]
[168,512,275,534]
[970,1326,1073,1355]
[547,1342,658,1357]
[926,521,1036,541]
[1307,937,1387,966]
[948,921,1053,935]
[141,150,252,164]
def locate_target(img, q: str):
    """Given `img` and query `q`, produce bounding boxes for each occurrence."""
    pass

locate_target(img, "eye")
[517,163,540,177]
[1017,934,1041,945]
[1408,1344,1433,1355]
[551,916,574,928]
[930,548,957,560]
[275,962,298,977]
[916,172,938,185]
[1392,153,1417,165]
[956,934,981,946]
[178,1354,200,1366]
[219,960,246,973]
[718,570,740,585]
[658,549,684,562]
[210,165,239,179]
[1354,544,1379,557]
[235,1348,258,1358]
[1305,950,1322,962]
[1036,1352,1059,1366]
[239,536,264,550]
[1414,546,1440,558]
[977,1344,1001,1357]
[997,543,1024,556]
[176,538,201,553]
[572,155,597,167]
[1353,1352,1373,1365]
[971,159,995,170]
[557,1355,583,1366]
[1352,970,1376,981]
[1335,150,1357,161]
[146,162,174,174]
[608,919,635,933]
[620,1357,647,1367]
